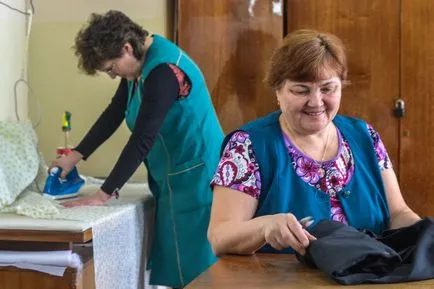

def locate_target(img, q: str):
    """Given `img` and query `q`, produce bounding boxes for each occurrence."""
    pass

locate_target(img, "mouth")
[303,111,325,116]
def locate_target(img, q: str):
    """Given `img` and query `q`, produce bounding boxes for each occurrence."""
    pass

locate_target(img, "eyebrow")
[291,84,310,89]
[292,81,337,88]
[319,81,336,86]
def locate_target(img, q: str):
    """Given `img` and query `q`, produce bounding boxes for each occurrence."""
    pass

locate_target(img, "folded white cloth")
[0,250,81,267]
[0,262,67,276]
[0,250,82,276]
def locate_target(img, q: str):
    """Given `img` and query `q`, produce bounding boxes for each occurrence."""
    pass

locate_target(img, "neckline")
[281,125,343,165]
[278,122,357,199]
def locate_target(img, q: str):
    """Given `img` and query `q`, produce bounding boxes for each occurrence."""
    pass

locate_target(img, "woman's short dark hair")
[265,29,348,90]
[74,10,149,75]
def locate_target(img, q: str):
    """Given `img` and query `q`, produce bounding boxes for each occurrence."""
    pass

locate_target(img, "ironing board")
[0,182,157,289]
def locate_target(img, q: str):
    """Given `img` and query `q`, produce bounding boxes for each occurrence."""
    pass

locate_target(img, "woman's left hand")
[61,190,112,208]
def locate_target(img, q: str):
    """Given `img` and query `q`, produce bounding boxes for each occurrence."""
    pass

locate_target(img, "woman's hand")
[264,213,316,255]
[49,150,83,178]
[60,190,112,207]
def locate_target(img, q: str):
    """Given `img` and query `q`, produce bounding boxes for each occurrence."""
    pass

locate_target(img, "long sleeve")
[101,64,181,194]
[74,78,128,159]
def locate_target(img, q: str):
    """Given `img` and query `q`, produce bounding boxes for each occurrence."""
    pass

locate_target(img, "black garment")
[297,218,434,285]
[74,64,183,195]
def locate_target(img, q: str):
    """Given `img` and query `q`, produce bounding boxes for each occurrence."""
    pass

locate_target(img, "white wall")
[0,0,28,121]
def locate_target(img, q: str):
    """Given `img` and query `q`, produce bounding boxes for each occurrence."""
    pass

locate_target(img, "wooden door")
[401,0,434,216]
[176,0,282,133]
[286,0,401,167]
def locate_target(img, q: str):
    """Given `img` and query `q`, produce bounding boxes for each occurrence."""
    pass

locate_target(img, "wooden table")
[187,254,434,289]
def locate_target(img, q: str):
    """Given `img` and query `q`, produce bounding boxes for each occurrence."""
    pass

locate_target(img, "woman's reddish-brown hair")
[265,29,348,89]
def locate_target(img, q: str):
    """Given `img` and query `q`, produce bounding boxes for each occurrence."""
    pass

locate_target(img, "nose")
[108,72,117,79]
[307,90,324,107]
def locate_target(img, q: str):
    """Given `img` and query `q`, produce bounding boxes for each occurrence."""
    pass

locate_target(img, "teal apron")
[124,35,223,287]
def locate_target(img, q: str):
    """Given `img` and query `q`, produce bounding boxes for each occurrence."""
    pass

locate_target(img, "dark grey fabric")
[297,218,434,284]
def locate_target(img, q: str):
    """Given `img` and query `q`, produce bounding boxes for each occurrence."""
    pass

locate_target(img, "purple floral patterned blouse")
[211,124,392,224]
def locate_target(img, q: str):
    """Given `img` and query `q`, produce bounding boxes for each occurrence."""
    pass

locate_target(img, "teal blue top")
[224,111,390,254]
[125,35,223,287]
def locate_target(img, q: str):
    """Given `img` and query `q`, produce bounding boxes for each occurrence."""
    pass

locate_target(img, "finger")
[48,162,58,172]
[303,229,317,241]
[60,169,68,179]
[265,233,285,250]
[265,234,280,250]
[296,246,307,256]
[274,233,290,249]
[268,239,284,251]
[266,222,302,253]
[60,201,77,207]
[287,217,310,247]
[267,228,305,253]
[60,199,82,207]
[279,226,300,248]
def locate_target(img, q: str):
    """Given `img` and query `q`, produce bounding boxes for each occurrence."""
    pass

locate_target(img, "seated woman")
[207,29,421,256]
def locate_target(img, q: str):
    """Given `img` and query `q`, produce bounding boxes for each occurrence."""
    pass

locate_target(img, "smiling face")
[277,74,342,135]
[265,29,348,135]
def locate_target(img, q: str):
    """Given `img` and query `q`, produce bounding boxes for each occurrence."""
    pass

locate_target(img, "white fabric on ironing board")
[0,121,58,219]
[0,183,152,231]
[0,122,165,288]
[0,121,40,207]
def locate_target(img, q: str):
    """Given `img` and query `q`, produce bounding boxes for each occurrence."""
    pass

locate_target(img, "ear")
[122,42,134,56]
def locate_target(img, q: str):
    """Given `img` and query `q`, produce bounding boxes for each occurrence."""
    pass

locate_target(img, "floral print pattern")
[211,131,261,199]
[168,64,191,98]
[211,123,392,224]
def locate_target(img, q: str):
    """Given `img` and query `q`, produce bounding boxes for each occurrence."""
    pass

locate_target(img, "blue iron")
[43,166,85,200]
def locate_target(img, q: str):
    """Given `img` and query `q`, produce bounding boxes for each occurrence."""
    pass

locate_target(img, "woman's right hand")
[264,213,317,255]
[49,150,83,178]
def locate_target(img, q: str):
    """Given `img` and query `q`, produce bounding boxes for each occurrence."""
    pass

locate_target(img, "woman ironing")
[50,10,223,288]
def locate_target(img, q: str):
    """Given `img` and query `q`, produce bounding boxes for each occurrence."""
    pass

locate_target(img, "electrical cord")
[1,0,41,128]
[1,0,44,193]
[15,78,42,128]
[14,7,42,128]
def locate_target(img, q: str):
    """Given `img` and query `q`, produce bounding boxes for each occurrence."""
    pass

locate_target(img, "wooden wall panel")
[401,0,434,216]
[177,0,282,133]
[286,0,401,167]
